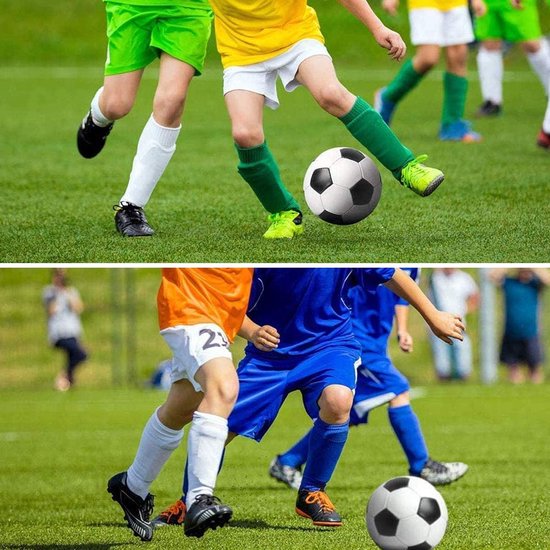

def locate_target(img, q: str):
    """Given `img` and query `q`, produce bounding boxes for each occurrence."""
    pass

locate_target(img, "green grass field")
[1,3,550,262]
[1,383,549,549]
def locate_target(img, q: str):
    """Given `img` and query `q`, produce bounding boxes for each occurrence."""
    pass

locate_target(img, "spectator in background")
[43,269,88,391]
[428,268,479,380]
[490,268,550,384]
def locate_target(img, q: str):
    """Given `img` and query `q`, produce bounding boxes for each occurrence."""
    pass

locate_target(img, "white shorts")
[160,323,232,392]
[223,38,331,110]
[409,7,474,46]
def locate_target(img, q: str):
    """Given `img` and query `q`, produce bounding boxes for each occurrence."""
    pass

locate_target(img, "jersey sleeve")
[355,268,395,291]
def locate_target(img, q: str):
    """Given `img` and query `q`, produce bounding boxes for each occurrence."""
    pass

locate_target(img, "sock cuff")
[152,408,185,438]
[148,115,181,148]
[236,141,269,163]
[192,411,228,427]
[444,72,468,86]
[339,96,370,125]
[388,404,413,417]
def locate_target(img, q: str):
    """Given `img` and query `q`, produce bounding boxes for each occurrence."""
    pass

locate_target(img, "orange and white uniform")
[158,268,253,391]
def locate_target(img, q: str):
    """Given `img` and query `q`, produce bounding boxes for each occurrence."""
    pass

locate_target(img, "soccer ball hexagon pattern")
[366,476,448,550]
[303,147,382,225]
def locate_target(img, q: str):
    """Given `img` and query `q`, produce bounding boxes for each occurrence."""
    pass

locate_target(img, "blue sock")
[300,418,349,492]
[182,449,226,501]
[388,404,429,476]
[278,429,312,468]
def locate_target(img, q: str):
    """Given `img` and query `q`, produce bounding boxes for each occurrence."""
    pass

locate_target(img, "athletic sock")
[185,411,228,508]
[126,409,184,500]
[119,114,180,208]
[236,142,301,213]
[382,59,425,104]
[90,87,113,127]
[339,96,414,180]
[543,88,550,133]
[278,429,312,468]
[526,39,550,95]
[477,48,503,104]
[388,404,429,476]
[300,418,348,492]
[441,72,468,126]
[182,449,225,501]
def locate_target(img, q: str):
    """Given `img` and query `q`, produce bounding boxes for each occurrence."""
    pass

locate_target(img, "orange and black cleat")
[295,490,342,527]
[537,129,550,150]
[152,498,186,527]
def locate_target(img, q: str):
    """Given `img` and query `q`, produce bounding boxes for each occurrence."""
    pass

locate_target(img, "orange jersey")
[157,268,253,342]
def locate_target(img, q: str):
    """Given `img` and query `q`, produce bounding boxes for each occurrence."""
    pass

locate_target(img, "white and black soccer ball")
[303,147,382,225]
[366,476,448,550]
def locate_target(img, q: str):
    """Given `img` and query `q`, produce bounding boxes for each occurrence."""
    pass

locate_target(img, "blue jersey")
[503,276,543,339]
[349,268,419,356]
[246,268,395,359]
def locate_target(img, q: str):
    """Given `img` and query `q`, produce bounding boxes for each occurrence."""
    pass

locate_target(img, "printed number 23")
[200,328,229,350]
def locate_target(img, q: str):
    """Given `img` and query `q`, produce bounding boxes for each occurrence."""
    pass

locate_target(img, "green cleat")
[399,155,445,197]
[263,210,304,239]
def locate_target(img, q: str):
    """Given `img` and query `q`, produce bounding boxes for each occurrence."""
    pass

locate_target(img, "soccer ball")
[303,147,382,225]
[366,476,448,550]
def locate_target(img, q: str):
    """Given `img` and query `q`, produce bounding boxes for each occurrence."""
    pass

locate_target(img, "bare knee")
[521,40,541,54]
[153,89,186,127]
[100,92,134,120]
[314,83,354,116]
[199,376,239,417]
[482,40,502,52]
[389,391,410,408]
[232,123,265,148]
[413,49,441,73]
[319,385,354,424]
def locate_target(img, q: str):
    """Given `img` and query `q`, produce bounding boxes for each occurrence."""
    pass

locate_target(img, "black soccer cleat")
[77,111,113,158]
[114,202,155,237]
[476,100,502,117]
[107,471,154,542]
[184,494,232,538]
[295,489,342,527]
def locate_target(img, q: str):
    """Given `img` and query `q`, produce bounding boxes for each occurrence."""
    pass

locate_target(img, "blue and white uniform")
[350,268,420,425]
[228,267,395,441]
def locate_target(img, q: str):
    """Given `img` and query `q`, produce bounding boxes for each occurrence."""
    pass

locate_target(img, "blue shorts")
[350,353,410,425]
[228,346,360,441]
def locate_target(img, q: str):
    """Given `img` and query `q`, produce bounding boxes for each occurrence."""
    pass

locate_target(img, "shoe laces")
[267,211,301,226]
[304,491,336,513]
[401,154,428,183]
[161,499,185,519]
[425,459,448,474]
[194,494,222,507]
[114,202,147,223]
[142,494,155,520]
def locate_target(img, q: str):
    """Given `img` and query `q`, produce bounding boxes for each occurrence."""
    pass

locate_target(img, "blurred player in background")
[76,0,212,237]
[43,268,88,391]
[268,268,468,492]
[107,268,254,541]
[428,268,479,380]
[490,267,550,384]
[208,0,448,240]
[375,0,486,141]
[152,267,465,528]
[475,0,550,118]
[538,91,550,149]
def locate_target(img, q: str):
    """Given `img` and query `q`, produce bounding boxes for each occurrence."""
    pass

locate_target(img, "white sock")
[543,91,550,133]
[126,409,184,500]
[185,411,228,509]
[527,39,550,95]
[90,87,112,127]
[119,115,181,208]
[477,48,503,104]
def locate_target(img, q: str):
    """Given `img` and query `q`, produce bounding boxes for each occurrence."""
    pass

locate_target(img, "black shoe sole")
[422,174,445,197]
[184,508,232,538]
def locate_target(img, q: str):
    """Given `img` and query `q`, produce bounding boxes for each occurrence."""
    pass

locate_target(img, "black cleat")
[476,100,502,117]
[77,111,113,158]
[295,489,342,527]
[107,471,154,542]
[184,494,232,538]
[114,202,155,237]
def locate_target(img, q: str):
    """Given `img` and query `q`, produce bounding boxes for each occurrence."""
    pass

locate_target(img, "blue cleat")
[374,87,396,125]
[439,120,482,143]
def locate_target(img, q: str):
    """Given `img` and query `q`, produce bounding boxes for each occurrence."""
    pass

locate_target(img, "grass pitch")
[1,63,549,263]
[1,383,549,549]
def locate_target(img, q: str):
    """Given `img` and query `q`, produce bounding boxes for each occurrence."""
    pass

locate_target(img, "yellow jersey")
[408,0,467,11]
[158,268,253,342]
[208,0,324,68]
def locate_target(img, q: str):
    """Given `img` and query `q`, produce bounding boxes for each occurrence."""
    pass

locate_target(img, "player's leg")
[115,53,195,237]
[521,39,550,95]
[107,378,198,541]
[538,86,550,148]
[63,336,88,385]
[431,334,452,380]
[224,87,303,239]
[454,334,473,380]
[183,356,237,537]
[53,339,73,391]
[296,54,444,197]
[476,40,504,116]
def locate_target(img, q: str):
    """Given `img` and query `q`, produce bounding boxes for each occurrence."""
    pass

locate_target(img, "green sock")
[383,59,424,104]
[441,72,468,126]
[340,97,415,180]
[236,142,301,214]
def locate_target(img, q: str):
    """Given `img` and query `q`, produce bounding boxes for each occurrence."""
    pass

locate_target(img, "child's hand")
[397,331,414,352]
[250,325,280,351]
[511,0,523,9]
[429,312,465,344]
[373,25,407,60]
[382,0,400,16]
[472,0,487,16]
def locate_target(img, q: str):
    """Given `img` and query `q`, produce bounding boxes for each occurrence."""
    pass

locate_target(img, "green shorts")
[475,1,541,42]
[104,1,213,76]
